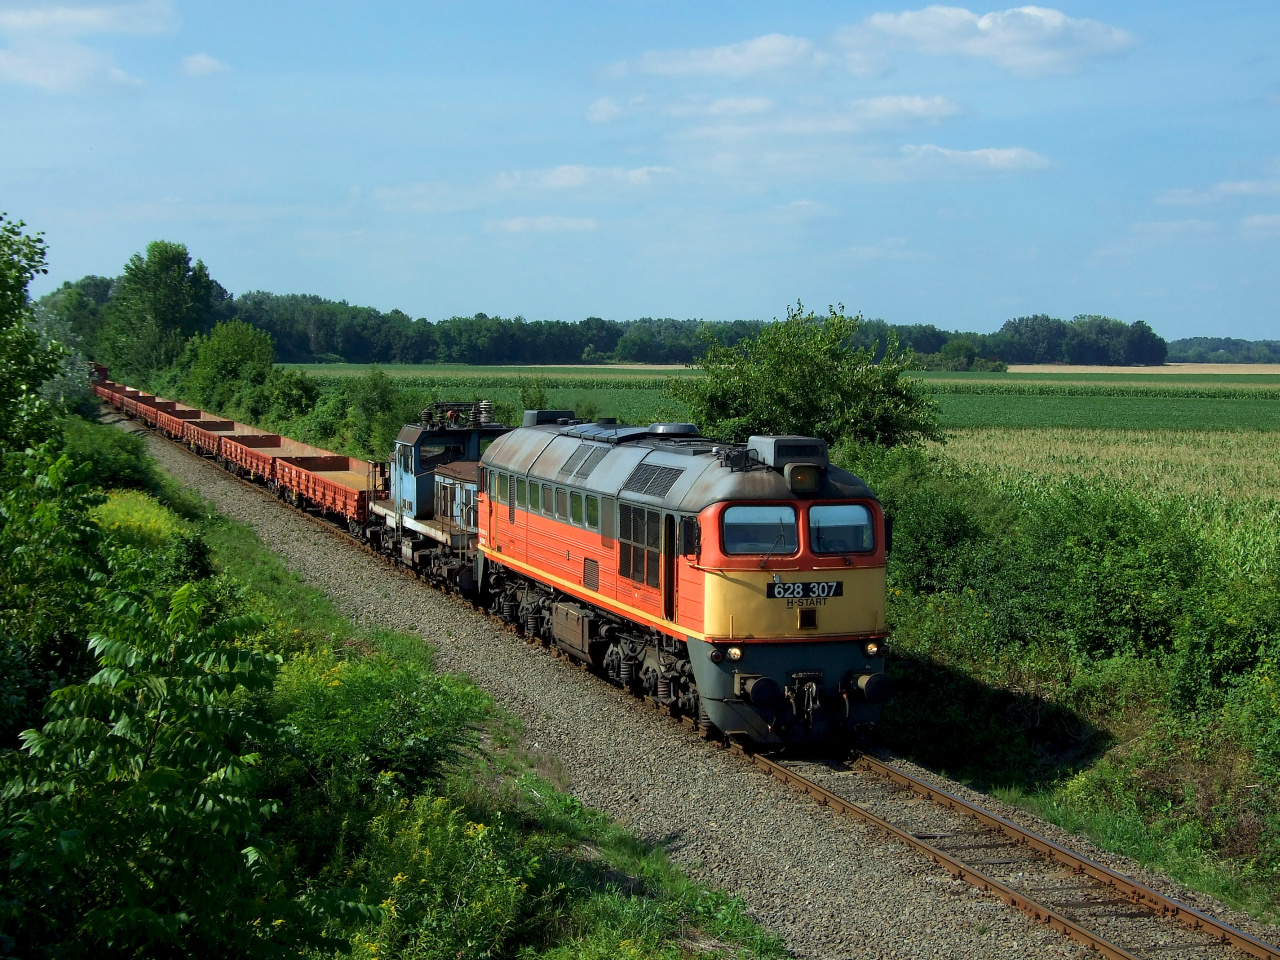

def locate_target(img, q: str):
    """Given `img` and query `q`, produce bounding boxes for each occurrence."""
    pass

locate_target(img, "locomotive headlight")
[784,462,822,494]
[863,641,881,658]
[726,646,743,662]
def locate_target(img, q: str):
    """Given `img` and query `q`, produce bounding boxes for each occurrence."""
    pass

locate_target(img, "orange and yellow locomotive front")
[684,496,890,742]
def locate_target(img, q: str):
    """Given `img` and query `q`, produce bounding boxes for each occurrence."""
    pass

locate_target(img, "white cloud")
[586,97,621,122]
[840,5,1133,77]
[375,165,671,214]
[1156,179,1280,205]
[0,1,173,90]
[0,0,172,36]
[1241,213,1280,232]
[487,216,598,233]
[630,33,824,77]
[492,164,671,191]
[182,52,228,76]
[901,143,1050,170]
[1093,219,1219,259]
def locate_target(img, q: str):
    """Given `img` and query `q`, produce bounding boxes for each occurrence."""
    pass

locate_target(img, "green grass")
[281,362,702,379]
[181,475,784,960]
[938,394,1280,430]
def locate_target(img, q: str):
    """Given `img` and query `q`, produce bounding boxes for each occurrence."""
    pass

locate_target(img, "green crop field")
[286,363,1280,432]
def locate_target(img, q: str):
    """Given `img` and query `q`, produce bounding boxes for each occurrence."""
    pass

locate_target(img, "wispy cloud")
[586,97,622,122]
[0,0,173,90]
[1157,179,1280,205]
[901,143,1050,170]
[374,164,671,214]
[486,216,598,233]
[182,52,228,76]
[1093,218,1219,259]
[624,33,825,78]
[838,5,1133,77]
[1241,213,1280,233]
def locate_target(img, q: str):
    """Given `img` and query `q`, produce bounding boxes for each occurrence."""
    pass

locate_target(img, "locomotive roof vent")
[647,422,700,437]
[747,435,829,470]
[523,409,577,427]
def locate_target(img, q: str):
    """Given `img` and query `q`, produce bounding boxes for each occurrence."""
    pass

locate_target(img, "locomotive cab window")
[570,492,584,525]
[722,505,798,556]
[529,482,540,512]
[809,503,874,554]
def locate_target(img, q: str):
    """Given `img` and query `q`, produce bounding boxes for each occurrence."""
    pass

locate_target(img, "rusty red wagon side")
[220,434,331,481]
[276,455,387,524]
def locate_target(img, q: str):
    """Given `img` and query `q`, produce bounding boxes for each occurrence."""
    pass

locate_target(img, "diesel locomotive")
[96,375,891,744]
[381,408,891,743]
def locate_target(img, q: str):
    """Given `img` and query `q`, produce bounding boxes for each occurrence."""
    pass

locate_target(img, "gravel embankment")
[118,417,1206,959]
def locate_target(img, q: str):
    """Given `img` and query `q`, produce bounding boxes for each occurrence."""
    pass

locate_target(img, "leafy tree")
[0,584,356,957]
[176,320,275,410]
[0,213,60,452]
[97,241,216,379]
[0,449,106,745]
[669,302,942,447]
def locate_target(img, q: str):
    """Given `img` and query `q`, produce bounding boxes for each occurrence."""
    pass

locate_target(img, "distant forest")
[40,245,1262,369]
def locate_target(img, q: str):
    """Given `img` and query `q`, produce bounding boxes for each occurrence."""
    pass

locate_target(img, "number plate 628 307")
[766,581,843,599]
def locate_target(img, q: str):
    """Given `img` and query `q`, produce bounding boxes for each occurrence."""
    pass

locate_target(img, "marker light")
[708,648,724,663]
[726,646,743,662]
[864,641,881,657]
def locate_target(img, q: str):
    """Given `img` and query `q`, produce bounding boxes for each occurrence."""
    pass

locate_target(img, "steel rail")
[106,405,1280,960]
[848,755,1280,960]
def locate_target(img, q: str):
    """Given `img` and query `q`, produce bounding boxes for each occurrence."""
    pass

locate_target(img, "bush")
[60,417,159,491]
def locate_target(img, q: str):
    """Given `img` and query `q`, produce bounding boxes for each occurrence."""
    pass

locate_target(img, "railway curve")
[104,409,1280,960]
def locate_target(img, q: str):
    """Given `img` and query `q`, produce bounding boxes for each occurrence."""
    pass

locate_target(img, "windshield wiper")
[759,522,787,569]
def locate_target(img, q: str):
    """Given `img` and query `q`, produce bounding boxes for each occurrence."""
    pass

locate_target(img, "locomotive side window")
[516,478,527,507]
[722,505,798,555]
[586,495,599,531]
[809,503,874,554]
[542,484,553,516]
[570,492,584,525]
[497,473,508,504]
[529,482,540,512]
[555,487,568,520]
[618,502,661,587]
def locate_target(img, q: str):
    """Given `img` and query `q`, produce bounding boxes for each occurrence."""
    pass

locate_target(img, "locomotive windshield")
[809,503,875,554]
[722,505,798,555]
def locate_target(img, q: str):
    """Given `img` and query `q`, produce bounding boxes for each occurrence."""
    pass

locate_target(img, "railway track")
[111,409,1280,960]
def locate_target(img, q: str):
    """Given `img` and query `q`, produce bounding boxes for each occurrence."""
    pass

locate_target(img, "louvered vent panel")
[573,447,609,481]
[621,464,684,499]
[583,558,599,591]
[556,446,591,481]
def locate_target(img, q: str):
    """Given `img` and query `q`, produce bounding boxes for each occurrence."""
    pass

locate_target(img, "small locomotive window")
[586,495,599,530]
[542,484,553,516]
[497,473,508,504]
[529,482,540,511]
[516,478,527,507]
[555,488,568,520]
[722,505,798,556]
[809,503,874,554]
[570,492,584,525]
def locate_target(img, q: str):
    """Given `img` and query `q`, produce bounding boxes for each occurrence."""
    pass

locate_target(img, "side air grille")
[621,463,684,499]
[583,558,599,591]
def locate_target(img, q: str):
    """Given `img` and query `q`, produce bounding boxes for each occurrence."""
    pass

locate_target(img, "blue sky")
[2,2,1278,339]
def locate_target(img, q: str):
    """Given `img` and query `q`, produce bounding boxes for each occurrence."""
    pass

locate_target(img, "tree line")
[38,238,1198,374]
